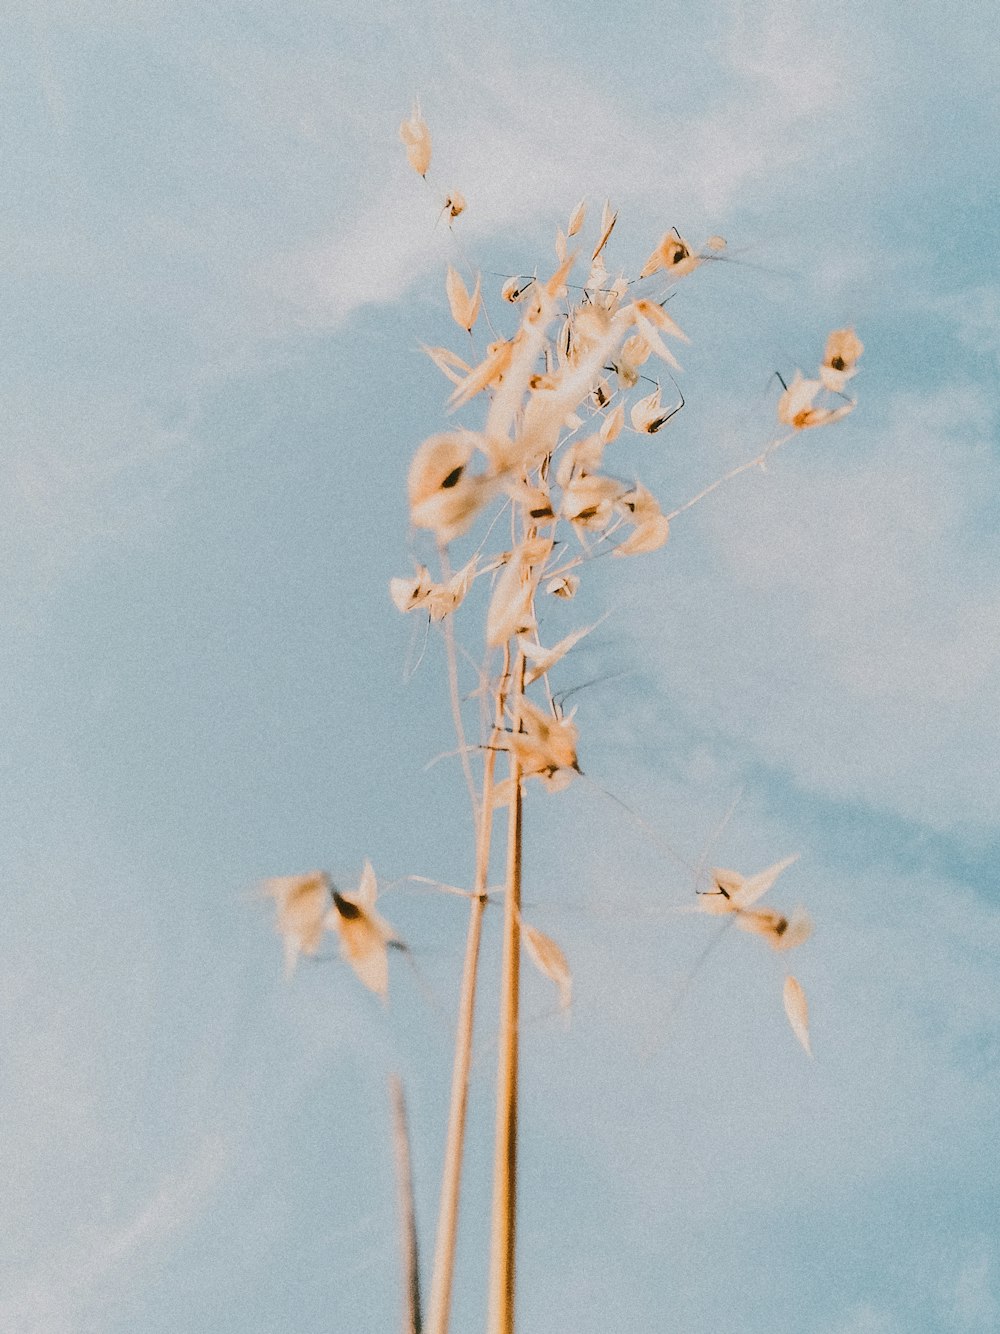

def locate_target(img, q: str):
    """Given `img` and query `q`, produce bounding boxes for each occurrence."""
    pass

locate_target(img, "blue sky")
[2,2,999,1331]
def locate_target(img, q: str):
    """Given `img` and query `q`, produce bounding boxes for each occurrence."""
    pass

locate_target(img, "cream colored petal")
[705,234,727,251]
[422,344,471,386]
[733,855,799,909]
[329,889,395,999]
[630,299,690,344]
[357,858,378,910]
[444,191,466,219]
[600,402,625,443]
[613,515,670,556]
[507,697,579,781]
[389,564,433,613]
[265,872,331,975]
[486,554,536,647]
[501,275,535,302]
[783,975,812,1056]
[561,472,624,527]
[544,574,579,599]
[633,317,682,372]
[555,433,606,488]
[523,923,572,1012]
[521,621,598,685]
[448,338,515,411]
[777,373,822,428]
[445,265,482,332]
[426,558,476,620]
[823,327,863,373]
[630,387,662,433]
[591,200,618,260]
[567,199,587,237]
[399,103,432,176]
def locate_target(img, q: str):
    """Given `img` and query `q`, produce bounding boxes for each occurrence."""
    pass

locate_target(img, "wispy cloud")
[0,1135,227,1334]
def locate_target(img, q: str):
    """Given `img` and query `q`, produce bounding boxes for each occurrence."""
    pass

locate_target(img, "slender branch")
[664,432,794,524]
[438,545,481,826]
[426,646,511,1334]
[488,651,526,1334]
[389,1074,423,1334]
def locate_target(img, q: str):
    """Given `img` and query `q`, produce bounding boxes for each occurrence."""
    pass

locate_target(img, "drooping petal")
[783,975,812,1056]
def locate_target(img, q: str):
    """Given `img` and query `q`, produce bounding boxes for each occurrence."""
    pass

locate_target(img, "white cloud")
[264,9,869,329]
[625,382,1000,830]
[944,1240,999,1330]
[0,1136,226,1334]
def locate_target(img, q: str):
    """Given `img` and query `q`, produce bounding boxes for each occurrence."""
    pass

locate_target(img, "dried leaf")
[783,975,812,1056]
[524,923,572,1012]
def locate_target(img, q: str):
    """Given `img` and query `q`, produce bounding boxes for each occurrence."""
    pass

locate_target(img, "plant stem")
[487,652,525,1334]
[426,648,511,1334]
[389,1074,423,1334]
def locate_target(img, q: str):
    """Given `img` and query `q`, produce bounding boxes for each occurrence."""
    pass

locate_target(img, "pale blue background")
[2,2,998,1331]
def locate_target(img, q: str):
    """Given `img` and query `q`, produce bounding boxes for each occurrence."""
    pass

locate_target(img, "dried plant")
[261,107,864,1333]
